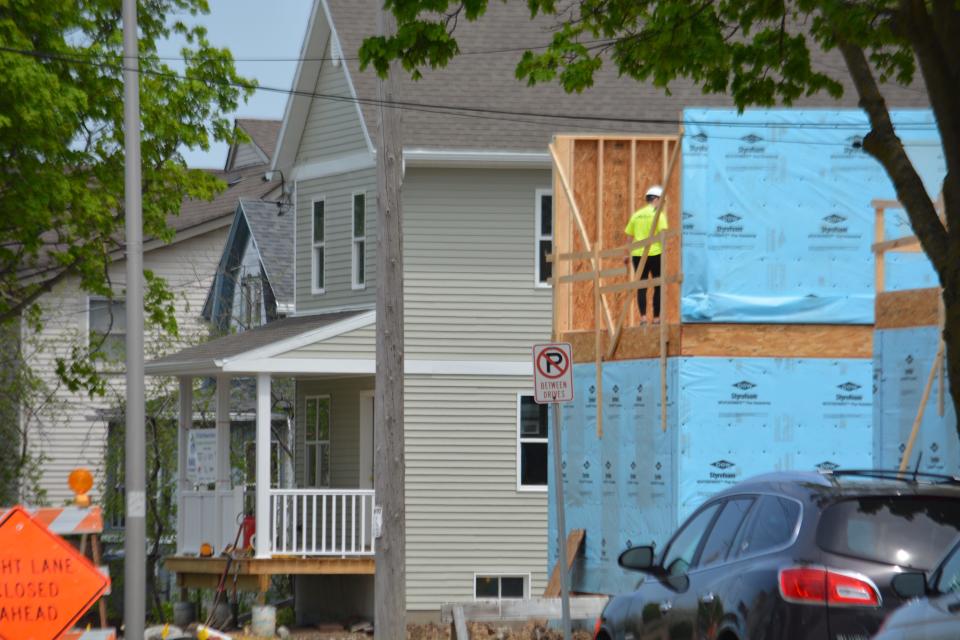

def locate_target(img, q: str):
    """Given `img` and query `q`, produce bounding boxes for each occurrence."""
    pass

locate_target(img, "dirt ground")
[233,621,593,640]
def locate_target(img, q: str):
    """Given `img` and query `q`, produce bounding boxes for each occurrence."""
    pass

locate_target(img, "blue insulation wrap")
[681,109,943,321]
[676,357,873,520]
[548,361,676,595]
[550,357,875,595]
[874,327,958,474]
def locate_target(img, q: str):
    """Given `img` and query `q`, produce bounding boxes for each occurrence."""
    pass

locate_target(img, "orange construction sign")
[0,506,110,640]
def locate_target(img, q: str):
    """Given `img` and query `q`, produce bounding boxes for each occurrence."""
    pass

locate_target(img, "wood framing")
[165,555,375,593]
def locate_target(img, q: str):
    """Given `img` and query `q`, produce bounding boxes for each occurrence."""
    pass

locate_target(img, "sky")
[160,0,314,168]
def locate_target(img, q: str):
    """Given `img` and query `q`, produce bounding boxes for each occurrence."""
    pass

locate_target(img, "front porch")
[145,312,380,598]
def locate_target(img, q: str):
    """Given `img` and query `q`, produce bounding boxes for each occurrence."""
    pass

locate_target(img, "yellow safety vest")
[624,205,668,256]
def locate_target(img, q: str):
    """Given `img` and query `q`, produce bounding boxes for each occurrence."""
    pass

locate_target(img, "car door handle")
[659,601,673,614]
[699,592,716,604]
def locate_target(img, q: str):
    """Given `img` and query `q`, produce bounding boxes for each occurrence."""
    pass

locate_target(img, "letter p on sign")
[533,343,574,404]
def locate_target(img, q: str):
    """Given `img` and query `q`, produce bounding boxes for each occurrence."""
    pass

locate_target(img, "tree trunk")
[944,280,960,436]
[374,7,406,638]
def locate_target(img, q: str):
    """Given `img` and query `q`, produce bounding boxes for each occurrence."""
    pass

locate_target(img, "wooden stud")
[91,534,109,628]
[543,529,586,597]
[594,243,603,438]
[629,140,637,327]
[939,295,946,417]
[659,139,669,432]
[899,342,945,474]
[874,205,885,294]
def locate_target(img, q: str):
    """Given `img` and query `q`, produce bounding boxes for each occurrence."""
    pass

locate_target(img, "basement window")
[475,575,527,600]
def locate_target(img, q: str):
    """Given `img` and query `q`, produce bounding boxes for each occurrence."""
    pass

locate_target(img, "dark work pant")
[632,254,662,318]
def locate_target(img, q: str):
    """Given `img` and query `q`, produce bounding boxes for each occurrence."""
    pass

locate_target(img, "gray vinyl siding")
[276,323,375,359]
[295,376,374,489]
[230,141,265,170]
[295,42,369,165]
[402,168,553,360]
[295,168,376,313]
[404,374,547,610]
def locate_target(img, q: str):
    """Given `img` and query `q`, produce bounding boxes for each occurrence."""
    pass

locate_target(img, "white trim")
[291,150,376,182]
[311,197,326,295]
[404,148,552,168]
[225,357,376,374]
[534,188,553,289]
[319,0,376,154]
[292,179,298,311]
[220,357,533,377]
[516,393,548,493]
[351,190,367,290]
[473,573,532,600]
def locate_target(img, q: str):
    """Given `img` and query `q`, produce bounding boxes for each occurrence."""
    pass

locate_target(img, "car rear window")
[817,497,960,570]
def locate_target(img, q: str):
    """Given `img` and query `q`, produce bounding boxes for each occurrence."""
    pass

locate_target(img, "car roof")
[711,470,960,502]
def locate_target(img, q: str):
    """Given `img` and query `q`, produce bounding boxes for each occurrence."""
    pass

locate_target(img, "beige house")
[22,120,281,506]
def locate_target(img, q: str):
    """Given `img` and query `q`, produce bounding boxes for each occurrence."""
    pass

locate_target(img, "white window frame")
[473,573,531,601]
[311,197,326,295]
[516,393,548,493]
[535,189,553,288]
[304,395,332,488]
[352,191,366,290]
[87,296,127,364]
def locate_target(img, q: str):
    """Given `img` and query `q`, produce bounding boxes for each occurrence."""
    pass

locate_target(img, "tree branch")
[837,40,949,279]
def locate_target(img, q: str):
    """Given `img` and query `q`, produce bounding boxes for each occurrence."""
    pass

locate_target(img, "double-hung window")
[305,396,331,487]
[352,192,366,289]
[535,190,553,287]
[89,297,126,361]
[312,199,325,294]
[517,395,548,490]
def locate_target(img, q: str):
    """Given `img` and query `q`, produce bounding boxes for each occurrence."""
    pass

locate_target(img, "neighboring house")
[203,198,295,333]
[23,118,282,505]
[145,0,931,622]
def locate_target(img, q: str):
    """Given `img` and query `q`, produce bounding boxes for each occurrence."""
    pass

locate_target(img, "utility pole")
[374,6,405,639]
[122,0,146,638]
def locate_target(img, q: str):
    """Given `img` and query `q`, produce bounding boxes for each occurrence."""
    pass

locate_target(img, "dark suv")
[594,470,960,640]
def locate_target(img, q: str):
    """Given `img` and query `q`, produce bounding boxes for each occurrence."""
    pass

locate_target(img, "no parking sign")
[533,343,574,404]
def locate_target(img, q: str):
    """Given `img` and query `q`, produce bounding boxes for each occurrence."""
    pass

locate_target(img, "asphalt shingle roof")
[240,198,295,306]
[235,118,282,163]
[327,0,930,152]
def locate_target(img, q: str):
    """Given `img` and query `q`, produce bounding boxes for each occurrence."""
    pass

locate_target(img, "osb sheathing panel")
[572,139,599,331]
[564,325,683,362]
[876,288,941,329]
[681,324,873,359]
[559,136,681,333]
[565,323,873,361]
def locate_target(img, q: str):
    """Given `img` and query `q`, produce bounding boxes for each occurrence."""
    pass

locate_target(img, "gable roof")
[236,119,282,161]
[240,199,295,307]
[274,0,931,167]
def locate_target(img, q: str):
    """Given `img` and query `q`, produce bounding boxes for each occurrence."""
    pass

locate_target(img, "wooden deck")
[165,555,375,591]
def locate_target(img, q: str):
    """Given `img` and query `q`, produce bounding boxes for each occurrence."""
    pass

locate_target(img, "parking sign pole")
[552,401,572,640]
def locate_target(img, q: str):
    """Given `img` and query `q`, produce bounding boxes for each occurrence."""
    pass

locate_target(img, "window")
[312,199,325,293]
[304,396,331,487]
[733,495,801,559]
[352,192,366,289]
[517,395,547,490]
[697,497,754,568]
[239,274,263,329]
[89,297,126,361]
[817,496,960,570]
[662,502,721,577]
[535,190,553,287]
[475,575,527,600]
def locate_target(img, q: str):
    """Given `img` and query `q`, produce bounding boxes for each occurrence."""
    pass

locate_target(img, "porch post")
[255,373,272,559]
[216,375,231,490]
[176,376,192,556]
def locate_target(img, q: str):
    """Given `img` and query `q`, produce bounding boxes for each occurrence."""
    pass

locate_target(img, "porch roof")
[146,309,375,376]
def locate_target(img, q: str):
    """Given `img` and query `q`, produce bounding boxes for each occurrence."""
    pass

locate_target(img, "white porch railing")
[270,489,375,556]
[178,487,244,555]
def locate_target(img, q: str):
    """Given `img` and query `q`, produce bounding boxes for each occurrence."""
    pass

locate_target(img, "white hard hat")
[645,185,664,198]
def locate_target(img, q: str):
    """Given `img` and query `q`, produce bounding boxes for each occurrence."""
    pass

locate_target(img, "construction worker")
[623,185,667,323]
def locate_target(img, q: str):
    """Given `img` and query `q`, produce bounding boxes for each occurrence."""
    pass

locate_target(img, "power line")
[0,45,940,140]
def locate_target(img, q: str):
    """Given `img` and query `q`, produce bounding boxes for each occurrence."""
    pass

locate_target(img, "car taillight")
[779,567,881,608]
[593,616,602,639]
